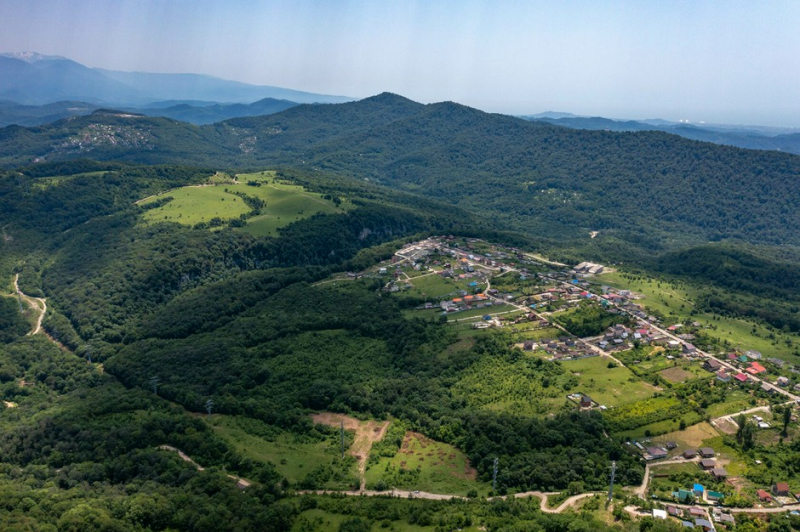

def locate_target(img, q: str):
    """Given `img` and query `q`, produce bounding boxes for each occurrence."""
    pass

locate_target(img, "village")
[339,235,800,529]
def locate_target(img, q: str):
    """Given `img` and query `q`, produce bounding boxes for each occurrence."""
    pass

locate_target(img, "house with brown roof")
[683,449,697,459]
[773,482,790,496]
[757,489,772,502]
[704,359,722,372]
[699,447,715,458]
[700,459,716,470]
[712,468,728,479]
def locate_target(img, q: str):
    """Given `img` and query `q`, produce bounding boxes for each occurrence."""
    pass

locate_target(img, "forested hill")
[3,92,800,249]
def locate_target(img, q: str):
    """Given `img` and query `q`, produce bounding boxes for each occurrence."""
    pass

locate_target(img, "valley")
[3,114,800,532]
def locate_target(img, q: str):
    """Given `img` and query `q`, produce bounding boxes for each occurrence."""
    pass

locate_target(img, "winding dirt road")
[13,274,46,335]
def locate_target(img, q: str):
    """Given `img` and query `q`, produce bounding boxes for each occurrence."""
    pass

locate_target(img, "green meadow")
[365,431,491,496]
[558,356,657,408]
[139,170,344,235]
[206,415,358,490]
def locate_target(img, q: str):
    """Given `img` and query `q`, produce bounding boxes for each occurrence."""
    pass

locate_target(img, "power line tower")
[608,461,617,502]
[149,376,160,395]
[492,457,499,493]
[205,398,214,415]
[84,345,92,364]
[340,421,345,459]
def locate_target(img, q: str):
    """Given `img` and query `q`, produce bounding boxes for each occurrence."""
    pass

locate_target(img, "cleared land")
[658,366,697,383]
[365,431,490,496]
[312,412,390,490]
[139,171,343,235]
[207,415,358,490]
[653,422,720,449]
[559,356,657,408]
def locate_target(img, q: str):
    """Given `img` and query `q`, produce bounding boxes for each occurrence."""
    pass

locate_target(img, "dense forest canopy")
[2,94,800,252]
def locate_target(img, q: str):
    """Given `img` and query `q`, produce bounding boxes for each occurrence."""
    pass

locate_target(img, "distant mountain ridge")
[524,115,800,155]
[0,97,300,127]
[0,51,353,107]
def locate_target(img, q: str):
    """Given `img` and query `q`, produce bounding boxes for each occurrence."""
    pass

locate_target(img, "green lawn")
[206,415,358,490]
[139,172,344,235]
[613,413,704,440]
[365,432,491,496]
[558,356,657,408]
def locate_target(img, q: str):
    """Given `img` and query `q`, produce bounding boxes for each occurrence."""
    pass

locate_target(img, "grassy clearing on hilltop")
[139,170,344,235]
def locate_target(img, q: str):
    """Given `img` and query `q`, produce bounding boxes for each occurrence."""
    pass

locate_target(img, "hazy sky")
[2,0,799,126]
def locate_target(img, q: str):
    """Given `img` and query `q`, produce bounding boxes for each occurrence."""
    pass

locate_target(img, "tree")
[783,406,792,437]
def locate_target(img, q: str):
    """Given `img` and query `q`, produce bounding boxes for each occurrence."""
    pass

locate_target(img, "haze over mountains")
[0,52,349,112]
[1,52,798,157]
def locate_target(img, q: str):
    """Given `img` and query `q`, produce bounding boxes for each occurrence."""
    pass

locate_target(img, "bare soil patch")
[714,417,740,436]
[312,412,390,490]
[659,366,694,383]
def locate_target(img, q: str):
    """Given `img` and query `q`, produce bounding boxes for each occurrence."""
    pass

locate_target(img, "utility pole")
[205,398,214,415]
[608,461,617,502]
[492,457,499,493]
[340,421,345,459]
[84,345,92,364]
[149,376,160,395]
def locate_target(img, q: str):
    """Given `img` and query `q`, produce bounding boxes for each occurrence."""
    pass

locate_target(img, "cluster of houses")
[711,350,798,393]
[655,505,735,530]
[528,336,598,360]
[755,482,800,505]
[595,324,686,352]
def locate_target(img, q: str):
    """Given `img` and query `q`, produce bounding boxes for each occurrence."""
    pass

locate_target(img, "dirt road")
[13,274,46,335]
[158,445,251,488]
[311,412,390,490]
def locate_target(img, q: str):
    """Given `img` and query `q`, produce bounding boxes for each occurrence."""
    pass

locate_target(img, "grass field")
[31,170,107,190]
[398,273,485,300]
[653,422,720,450]
[704,390,756,418]
[139,171,343,235]
[207,415,358,489]
[364,432,491,496]
[558,356,657,408]
[613,414,703,440]
[599,271,800,363]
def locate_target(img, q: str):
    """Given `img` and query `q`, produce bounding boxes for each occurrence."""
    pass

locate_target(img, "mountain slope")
[3,93,800,251]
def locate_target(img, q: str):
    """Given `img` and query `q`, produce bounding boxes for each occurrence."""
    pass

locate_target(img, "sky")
[1,0,799,126]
